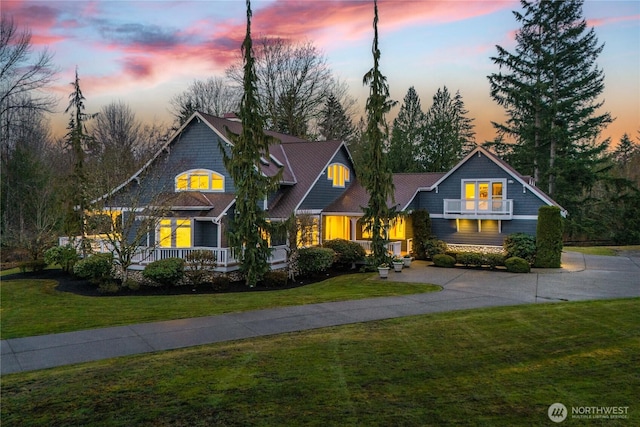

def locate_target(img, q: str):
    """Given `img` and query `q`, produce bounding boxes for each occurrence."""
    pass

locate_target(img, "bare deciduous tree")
[169,76,241,127]
[227,37,337,139]
[0,15,58,119]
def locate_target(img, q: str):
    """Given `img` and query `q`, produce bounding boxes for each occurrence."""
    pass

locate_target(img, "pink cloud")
[588,14,640,28]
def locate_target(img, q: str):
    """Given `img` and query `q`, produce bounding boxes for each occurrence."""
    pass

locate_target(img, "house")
[65,112,564,271]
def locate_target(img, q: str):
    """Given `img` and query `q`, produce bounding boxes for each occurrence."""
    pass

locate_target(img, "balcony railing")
[443,199,513,219]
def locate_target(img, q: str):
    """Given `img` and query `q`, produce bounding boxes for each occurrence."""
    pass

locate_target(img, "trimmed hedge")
[410,209,432,260]
[535,206,563,268]
[297,247,335,276]
[142,257,185,286]
[505,257,530,273]
[433,254,456,268]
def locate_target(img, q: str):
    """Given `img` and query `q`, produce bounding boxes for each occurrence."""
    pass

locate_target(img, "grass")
[563,245,640,256]
[2,298,638,426]
[0,273,439,339]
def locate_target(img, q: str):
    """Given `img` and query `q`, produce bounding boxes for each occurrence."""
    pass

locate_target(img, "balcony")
[443,199,513,220]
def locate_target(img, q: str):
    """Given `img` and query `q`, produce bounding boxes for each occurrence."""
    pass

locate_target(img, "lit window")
[297,217,319,247]
[325,216,350,240]
[159,219,191,248]
[361,218,405,240]
[327,163,350,187]
[388,218,405,240]
[463,180,506,211]
[175,170,225,192]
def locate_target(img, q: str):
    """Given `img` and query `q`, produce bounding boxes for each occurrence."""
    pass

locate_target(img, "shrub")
[484,253,506,270]
[185,250,217,286]
[503,233,536,264]
[423,239,448,259]
[44,245,80,273]
[18,259,47,273]
[457,252,484,267]
[505,256,530,273]
[410,209,432,260]
[535,206,563,268]
[73,253,114,286]
[210,276,231,292]
[433,254,456,268]
[142,257,185,286]
[297,247,335,276]
[261,270,288,287]
[322,239,365,266]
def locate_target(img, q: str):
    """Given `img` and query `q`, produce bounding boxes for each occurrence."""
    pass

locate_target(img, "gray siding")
[299,147,354,210]
[194,221,217,247]
[414,151,550,216]
[110,120,234,206]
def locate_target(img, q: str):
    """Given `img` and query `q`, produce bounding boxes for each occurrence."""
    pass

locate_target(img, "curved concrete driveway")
[2,251,638,375]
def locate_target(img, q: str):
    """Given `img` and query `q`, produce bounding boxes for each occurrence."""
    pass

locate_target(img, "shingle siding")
[299,147,354,210]
[194,221,217,247]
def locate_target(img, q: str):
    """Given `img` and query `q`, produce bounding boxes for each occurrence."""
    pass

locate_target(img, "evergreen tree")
[64,67,96,257]
[360,0,397,266]
[388,86,425,173]
[421,86,475,172]
[488,0,612,230]
[222,0,281,287]
[318,93,355,143]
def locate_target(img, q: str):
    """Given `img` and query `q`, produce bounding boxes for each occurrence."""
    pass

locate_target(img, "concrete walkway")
[2,251,638,375]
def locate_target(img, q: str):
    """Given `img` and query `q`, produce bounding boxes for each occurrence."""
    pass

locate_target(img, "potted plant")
[403,254,413,268]
[377,263,390,279]
[392,257,404,272]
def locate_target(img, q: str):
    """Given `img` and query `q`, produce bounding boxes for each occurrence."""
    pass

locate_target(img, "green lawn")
[2,299,638,426]
[0,273,439,339]
[563,245,640,256]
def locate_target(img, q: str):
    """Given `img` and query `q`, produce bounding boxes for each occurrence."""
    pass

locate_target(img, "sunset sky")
[4,0,639,146]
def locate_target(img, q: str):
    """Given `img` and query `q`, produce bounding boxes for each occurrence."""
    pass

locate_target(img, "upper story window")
[327,163,350,188]
[175,169,224,192]
[462,179,505,211]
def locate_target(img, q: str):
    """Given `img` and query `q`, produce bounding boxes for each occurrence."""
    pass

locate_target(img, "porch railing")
[355,240,402,256]
[59,235,288,270]
[443,199,513,219]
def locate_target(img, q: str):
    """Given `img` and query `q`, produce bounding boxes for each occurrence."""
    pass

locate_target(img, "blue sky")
[5,0,639,145]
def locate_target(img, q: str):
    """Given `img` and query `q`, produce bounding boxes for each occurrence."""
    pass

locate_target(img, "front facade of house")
[70,112,564,271]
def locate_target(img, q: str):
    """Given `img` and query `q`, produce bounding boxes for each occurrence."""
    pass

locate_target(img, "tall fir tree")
[64,67,96,256]
[488,0,611,237]
[318,93,355,143]
[388,86,426,173]
[360,0,396,266]
[222,0,281,287]
[420,86,475,172]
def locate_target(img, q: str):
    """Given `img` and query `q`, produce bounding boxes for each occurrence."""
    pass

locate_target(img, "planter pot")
[393,262,404,272]
[403,257,412,268]
[378,267,390,279]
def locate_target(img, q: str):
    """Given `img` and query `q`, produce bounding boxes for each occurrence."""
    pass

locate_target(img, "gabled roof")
[323,172,444,215]
[153,192,236,221]
[267,139,347,219]
[433,146,566,213]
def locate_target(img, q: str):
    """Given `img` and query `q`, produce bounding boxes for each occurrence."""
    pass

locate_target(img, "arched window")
[175,169,225,192]
[327,163,350,188]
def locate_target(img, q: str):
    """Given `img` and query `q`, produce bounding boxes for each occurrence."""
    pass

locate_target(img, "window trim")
[175,169,225,192]
[326,163,351,188]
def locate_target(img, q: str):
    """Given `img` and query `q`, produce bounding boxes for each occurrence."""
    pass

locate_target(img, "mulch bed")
[2,267,357,297]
